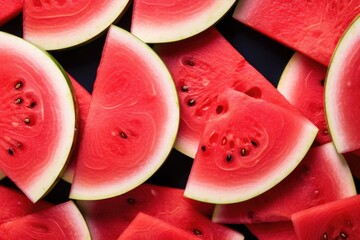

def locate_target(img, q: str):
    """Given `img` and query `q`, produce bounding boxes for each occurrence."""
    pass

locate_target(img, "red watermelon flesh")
[76,183,243,240]
[0,0,23,26]
[69,25,179,200]
[117,212,199,240]
[0,184,52,225]
[154,27,300,158]
[23,0,130,50]
[277,52,329,145]
[232,0,360,66]
[0,201,91,239]
[61,74,91,183]
[246,221,298,240]
[291,194,360,239]
[212,142,356,223]
[184,88,317,204]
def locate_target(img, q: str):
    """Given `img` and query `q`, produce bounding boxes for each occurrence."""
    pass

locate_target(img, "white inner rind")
[0,32,76,203]
[131,0,236,43]
[23,1,130,50]
[69,25,179,200]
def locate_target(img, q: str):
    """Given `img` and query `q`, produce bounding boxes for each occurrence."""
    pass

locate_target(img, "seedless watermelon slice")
[0,0,23,26]
[325,14,360,153]
[0,31,77,202]
[23,0,130,50]
[232,0,360,66]
[70,25,179,200]
[0,201,91,239]
[131,0,236,43]
[184,89,317,204]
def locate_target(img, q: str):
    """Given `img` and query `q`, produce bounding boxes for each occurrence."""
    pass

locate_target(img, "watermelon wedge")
[23,0,130,50]
[232,0,360,66]
[0,0,23,26]
[76,183,243,240]
[325,14,360,153]
[184,89,317,204]
[131,0,236,43]
[0,31,77,202]
[246,221,297,240]
[117,212,199,240]
[154,27,298,158]
[291,195,360,239]
[212,142,356,223]
[70,25,179,200]
[277,52,329,145]
[0,201,91,239]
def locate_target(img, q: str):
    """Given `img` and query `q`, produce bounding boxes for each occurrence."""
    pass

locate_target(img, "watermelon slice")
[0,0,23,26]
[61,74,91,183]
[291,194,360,239]
[69,25,179,200]
[76,183,243,240]
[154,27,299,158]
[246,221,297,240]
[325,14,360,153]
[0,184,52,225]
[0,201,91,239]
[117,212,199,240]
[212,142,356,223]
[184,88,317,204]
[23,0,130,50]
[0,31,77,202]
[232,0,360,66]
[131,0,236,43]
[277,52,329,145]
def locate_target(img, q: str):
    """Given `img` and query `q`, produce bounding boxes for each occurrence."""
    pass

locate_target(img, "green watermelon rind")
[23,1,131,50]
[0,31,77,202]
[69,25,180,200]
[325,14,360,153]
[130,0,237,43]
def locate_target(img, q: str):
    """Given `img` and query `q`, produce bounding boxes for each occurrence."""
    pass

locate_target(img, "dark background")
[0,2,297,239]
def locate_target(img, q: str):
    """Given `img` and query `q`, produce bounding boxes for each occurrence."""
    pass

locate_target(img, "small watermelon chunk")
[0,201,91,239]
[0,184,52,225]
[154,27,298,158]
[131,0,236,43]
[70,25,179,200]
[117,212,199,240]
[212,142,356,223]
[232,0,360,66]
[246,221,297,240]
[184,88,318,204]
[23,0,130,50]
[77,183,243,240]
[0,31,77,202]
[0,0,23,26]
[291,195,360,239]
[277,52,329,145]
[325,14,360,153]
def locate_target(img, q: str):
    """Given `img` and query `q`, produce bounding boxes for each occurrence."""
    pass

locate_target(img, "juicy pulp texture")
[233,0,360,66]
[184,89,317,204]
[131,0,236,43]
[23,0,130,50]
[0,31,76,202]
[325,14,360,153]
[70,25,179,200]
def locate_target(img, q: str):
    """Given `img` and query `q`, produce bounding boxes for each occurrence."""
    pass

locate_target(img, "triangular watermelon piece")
[154,27,299,158]
[0,0,23,26]
[246,221,297,240]
[212,142,356,223]
[184,88,317,204]
[117,212,199,240]
[291,194,360,239]
[0,201,91,239]
[232,0,360,66]
[76,183,244,240]
[131,0,237,43]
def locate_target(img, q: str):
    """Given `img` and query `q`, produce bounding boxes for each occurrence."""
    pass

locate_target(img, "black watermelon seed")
[120,132,127,139]
[8,148,14,155]
[240,148,247,156]
[24,118,30,124]
[188,99,196,106]
[15,98,22,104]
[181,85,189,92]
[126,198,135,204]
[192,229,202,236]
[201,145,206,152]
[226,154,233,162]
